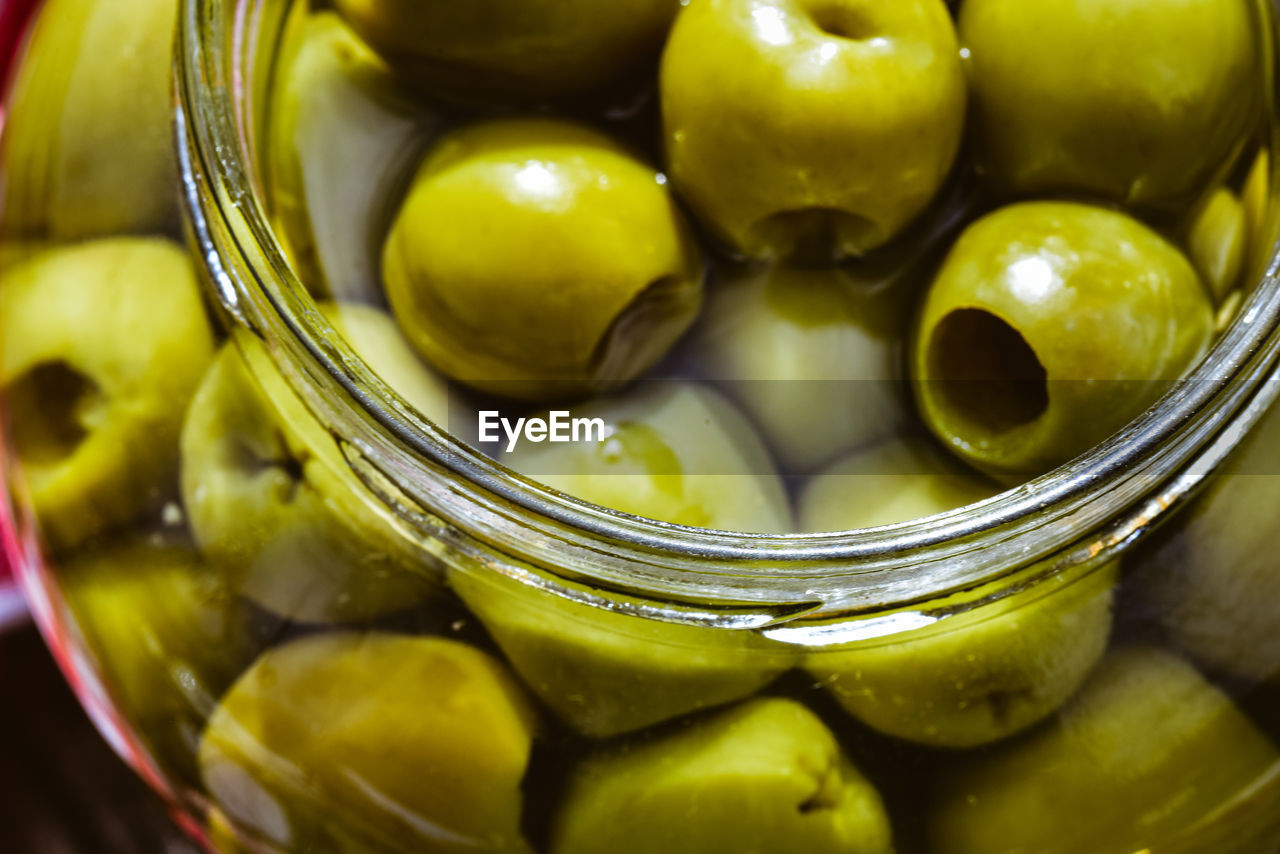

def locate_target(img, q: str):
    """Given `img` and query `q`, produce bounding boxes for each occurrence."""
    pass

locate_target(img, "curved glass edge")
[175,0,1280,619]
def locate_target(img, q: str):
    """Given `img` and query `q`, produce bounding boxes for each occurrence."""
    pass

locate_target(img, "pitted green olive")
[550,698,894,854]
[807,558,1116,748]
[1,0,179,239]
[62,536,256,786]
[930,646,1279,853]
[180,304,448,623]
[0,239,213,549]
[661,0,965,260]
[200,632,539,853]
[383,119,704,401]
[912,202,1214,480]
[450,568,796,738]
[331,0,678,104]
[694,264,907,476]
[960,0,1259,212]
[501,382,792,533]
[268,11,435,300]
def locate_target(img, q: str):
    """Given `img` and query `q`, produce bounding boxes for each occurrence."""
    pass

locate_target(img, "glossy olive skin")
[810,564,1115,748]
[661,0,965,260]
[200,632,539,853]
[384,120,703,401]
[930,647,1279,853]
[332,0,678,103]
[550,698,894,854]
[450,567,796,738]
[62,536,256,787]
[1244,149,1275,279]
[0,239,214,550]
[913,202,1214,480]
[961,0,1259,212]
[268,11,435,301]
[502,382,792,533]
[180,304,448,623]
[1187,187,1247,302]
[694,264,908,475]
[1,0,178,239]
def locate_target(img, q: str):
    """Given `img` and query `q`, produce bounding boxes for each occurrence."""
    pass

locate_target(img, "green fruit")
[661,0,966,260]
[960,0,1259,212]
[501,382,792,533]
[930,646,1280,853]
[450,567,796,738]
[1128,395,1280,683]
[1187,187,1247,302]
[268,11,436,300]
[912,201,1214,479]
[1244,149,1275,278]
[331,0,678,103]
[550,698,894,854]
[62,535,256,787]
[807,560,1115,748]
[384,119,703,401]
[180,303,448,623]
[199,632,538,853]
[694,264,907,475]
[0,239,214,549]
[1,0,178,239]
[798,435,996,532]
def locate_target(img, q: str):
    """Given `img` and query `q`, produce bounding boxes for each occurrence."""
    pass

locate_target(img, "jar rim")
[174,0,1280,614]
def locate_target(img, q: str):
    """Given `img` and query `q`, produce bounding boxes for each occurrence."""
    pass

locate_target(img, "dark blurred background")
[0,609,200,853]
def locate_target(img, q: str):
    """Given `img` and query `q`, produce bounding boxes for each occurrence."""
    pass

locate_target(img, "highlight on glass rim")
[3,0,1280,851]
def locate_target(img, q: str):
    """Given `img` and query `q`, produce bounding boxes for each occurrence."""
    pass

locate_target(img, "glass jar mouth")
[175,0,1280,613]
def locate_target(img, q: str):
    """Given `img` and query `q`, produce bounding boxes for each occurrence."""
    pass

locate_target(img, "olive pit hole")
[591,273,692,385]
[4,361,102,466]
[927,309,1049,434]
[805,2,877,40]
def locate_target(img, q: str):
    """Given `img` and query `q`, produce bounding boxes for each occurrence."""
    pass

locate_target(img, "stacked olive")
[2,0,1280,852]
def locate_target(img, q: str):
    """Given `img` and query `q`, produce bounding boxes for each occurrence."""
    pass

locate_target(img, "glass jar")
[4,0,1280,851]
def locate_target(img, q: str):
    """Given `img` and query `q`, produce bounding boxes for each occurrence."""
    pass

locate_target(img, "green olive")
[930,646,1279,853]
[693,264,907,475]
[62,535,256,787]
[1127,393,1280,683]
[550,698,894,854]
[798,435,996,532]
[807,560,1115,748]
[661,0,966,260]
[331,0,678,103]
[383,119,704,401]
[960,0,1260,212]
[0,239,214,550]
[1187,187,1247,303]
[450,567,796,738]
[268,11,435,300]
[1,0,179,239]
[180,304,448,623]
[912,201,1214,480]
[500,382,792,533]
[1244,149,1275,278]
[200,632,538,853]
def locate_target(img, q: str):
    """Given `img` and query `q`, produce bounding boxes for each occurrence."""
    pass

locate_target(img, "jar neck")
[175,0,1280,621]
